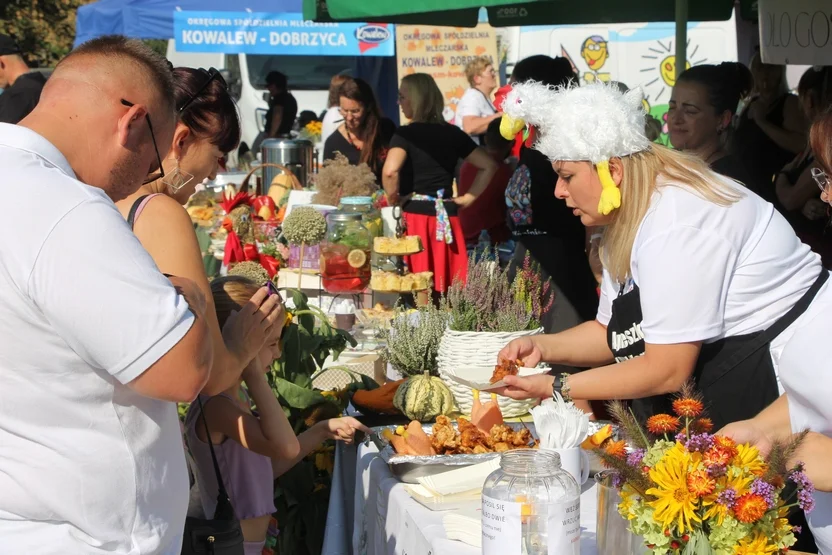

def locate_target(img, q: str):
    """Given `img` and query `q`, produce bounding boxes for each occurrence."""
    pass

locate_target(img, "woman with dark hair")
[774,67,832,266]
[116,67,284,396]
[733,52,808,200]
[668,62,760,192]
[323,77,396,178]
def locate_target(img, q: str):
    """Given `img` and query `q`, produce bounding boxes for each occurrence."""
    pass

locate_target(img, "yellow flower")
[646,443,701,534]
[733,531,779,554]
[703,469,755,526]
[618,495,637,520]
[734,443,767,476]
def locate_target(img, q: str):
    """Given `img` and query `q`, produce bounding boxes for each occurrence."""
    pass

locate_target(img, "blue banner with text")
[174,11,395,57]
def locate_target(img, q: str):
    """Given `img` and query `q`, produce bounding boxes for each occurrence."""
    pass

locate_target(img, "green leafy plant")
[267,288,376,555]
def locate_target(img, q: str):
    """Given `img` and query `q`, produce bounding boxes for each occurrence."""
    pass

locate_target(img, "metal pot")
[260,138,314,188]
[595,471,650,555]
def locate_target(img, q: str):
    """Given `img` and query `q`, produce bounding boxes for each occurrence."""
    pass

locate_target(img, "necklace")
[345,129,363,151]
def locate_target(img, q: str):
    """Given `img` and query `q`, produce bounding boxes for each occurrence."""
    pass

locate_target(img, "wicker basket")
[437,328,544,417]
[312,351,387,391]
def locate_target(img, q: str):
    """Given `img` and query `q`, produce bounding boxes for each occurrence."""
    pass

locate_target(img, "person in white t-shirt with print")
[0,37,222,554]
[495,82,831,436]
[453,56,502,145]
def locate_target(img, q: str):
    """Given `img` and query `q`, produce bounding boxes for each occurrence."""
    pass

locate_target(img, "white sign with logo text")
[759,0,832,65]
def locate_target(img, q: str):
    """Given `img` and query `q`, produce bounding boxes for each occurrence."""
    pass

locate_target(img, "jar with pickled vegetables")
[481,449,580,555]
[339,196,382,238]
[320,212,371,293]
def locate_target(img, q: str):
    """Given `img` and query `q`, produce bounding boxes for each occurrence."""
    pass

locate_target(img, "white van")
[166,39,353,160]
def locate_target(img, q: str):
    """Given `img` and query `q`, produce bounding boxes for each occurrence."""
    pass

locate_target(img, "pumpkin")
[393,372,455,422]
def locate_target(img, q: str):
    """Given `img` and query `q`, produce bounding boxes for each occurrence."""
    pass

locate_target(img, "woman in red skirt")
[382,73,498,294]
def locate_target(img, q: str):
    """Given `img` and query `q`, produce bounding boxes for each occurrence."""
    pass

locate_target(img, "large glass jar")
[339,196,382,237]
[320,212,372,293]
[482,450,581,555]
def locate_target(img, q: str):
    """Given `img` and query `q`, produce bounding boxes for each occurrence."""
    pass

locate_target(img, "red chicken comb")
[220,191,252,213]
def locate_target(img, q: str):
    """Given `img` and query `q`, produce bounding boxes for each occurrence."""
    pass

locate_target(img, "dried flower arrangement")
[282,206,327,287]
[312,153,379,207]
[444,251,554,333]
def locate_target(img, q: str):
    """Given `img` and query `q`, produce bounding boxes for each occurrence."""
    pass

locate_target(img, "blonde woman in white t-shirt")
[493,82,830,439]
[453,56,502,144]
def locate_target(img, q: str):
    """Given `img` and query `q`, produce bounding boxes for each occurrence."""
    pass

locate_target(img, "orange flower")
[713,436,738,458]
[672,398,704,418]
[605,440,628,460]
[646,414,680,435]
[686,469,716,497]
[691,418,714,433]
[734,493,768,523]
[703,446,733,469]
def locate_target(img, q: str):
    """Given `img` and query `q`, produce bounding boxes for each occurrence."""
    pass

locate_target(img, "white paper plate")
[444,366,549,391]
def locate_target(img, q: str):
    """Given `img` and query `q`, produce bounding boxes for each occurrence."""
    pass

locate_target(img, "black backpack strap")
[127,194,150,231]
[196,396,235,520]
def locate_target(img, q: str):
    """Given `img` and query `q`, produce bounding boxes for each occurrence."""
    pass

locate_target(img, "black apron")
[605,271,828,431]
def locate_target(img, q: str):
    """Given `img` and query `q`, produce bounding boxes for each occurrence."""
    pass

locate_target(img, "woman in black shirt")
[382,73,497,293]
[323,77,395,180]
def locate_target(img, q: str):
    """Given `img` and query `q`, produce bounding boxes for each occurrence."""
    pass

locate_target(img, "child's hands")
[316,417,372,444]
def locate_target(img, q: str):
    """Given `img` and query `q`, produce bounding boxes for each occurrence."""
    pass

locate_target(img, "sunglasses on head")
[178,68,227,114]
[812,167,830,193]
[121,99,165,185]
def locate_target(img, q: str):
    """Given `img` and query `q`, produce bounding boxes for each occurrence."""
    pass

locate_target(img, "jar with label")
[481,449,581,555]
[320,212,371,293]
[339,196,382,237]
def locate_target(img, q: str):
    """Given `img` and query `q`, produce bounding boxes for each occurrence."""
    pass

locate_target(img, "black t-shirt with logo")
[0,72,47,124]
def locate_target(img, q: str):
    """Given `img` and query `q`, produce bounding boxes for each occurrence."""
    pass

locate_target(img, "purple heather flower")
[626,449,646,468]
[793,526,803,534]
[708,464,727,478]
[750,479,777,509]
[611,472,626,489]
[675,431,687,443]
[798,489,815,514]
[685,433,714,453]
[790,467,813,492]
[716,488,737,508]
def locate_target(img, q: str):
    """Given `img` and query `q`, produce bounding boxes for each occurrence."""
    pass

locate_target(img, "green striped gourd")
[393,372,455,422]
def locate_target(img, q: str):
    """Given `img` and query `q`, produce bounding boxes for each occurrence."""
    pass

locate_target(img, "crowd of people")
[3,25,832,554]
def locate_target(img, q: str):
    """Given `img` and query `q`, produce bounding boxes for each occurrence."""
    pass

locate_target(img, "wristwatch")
[552,372,572,402]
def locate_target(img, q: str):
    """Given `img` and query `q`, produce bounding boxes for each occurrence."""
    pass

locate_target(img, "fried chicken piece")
[490,358,523,384]
[472,444,491,454]
[489,424,514,445]
[509,428,533,447]
[493,442,511,452]
[431,416,460,454]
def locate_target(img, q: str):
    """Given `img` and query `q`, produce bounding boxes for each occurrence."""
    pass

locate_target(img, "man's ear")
[608,157,624,187]
[117,103,147,150]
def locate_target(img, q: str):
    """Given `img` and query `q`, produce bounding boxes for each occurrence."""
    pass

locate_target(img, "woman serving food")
[495,82,832,433]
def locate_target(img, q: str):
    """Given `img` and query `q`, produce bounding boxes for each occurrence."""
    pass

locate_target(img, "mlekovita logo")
[355,25,390,43]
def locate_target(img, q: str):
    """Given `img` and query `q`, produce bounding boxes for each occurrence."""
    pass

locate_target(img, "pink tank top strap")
[132,193,164,224]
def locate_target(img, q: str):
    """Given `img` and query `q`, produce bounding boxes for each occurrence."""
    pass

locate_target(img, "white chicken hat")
[500,81,651,215]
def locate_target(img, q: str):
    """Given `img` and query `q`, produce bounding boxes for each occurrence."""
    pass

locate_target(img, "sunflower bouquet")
[299,120,323,143]
[592,384,815,555]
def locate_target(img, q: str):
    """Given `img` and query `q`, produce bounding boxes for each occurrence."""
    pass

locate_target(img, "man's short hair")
[0,34,22,57]
[464,56,492,87]
[60,36,175,110]
[265,71,288,90]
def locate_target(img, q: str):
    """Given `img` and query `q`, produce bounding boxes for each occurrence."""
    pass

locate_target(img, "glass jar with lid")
[339,196,382,238]
[481,449,581,555]
[320,211,372,294]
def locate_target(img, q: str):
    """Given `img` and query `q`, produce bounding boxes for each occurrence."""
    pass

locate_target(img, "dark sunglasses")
[178,68,227,114]
[121,99,165,185]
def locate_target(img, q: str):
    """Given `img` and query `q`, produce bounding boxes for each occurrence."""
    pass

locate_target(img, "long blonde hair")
[401,73,445,124]
[210,276,261,328]
[600,144,741,282]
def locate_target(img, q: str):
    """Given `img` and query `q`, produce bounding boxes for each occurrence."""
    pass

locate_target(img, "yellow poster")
[395,24,500,123]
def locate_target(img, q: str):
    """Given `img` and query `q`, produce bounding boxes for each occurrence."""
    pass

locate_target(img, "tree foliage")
[1,0,94,68]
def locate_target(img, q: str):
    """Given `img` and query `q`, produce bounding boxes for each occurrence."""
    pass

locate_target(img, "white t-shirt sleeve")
[28,199,195,384]
[454,89,494,128]
[596,268,617,326]
[634,225,738,344]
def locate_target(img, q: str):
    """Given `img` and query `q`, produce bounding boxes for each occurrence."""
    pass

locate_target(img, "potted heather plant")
[437,251,553,416]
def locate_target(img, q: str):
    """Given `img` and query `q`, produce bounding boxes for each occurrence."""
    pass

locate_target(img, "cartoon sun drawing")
[640,39,707,102]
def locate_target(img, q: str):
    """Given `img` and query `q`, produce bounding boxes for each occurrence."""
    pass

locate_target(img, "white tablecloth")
[322,440,600,555]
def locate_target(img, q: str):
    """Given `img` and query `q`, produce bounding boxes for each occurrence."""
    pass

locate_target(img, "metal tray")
[366,420,617,483]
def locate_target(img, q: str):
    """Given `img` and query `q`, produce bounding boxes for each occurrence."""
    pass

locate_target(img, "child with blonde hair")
[185,276,370,555]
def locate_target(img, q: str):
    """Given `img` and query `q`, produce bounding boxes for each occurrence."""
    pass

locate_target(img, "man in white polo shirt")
[0,36,214,553]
